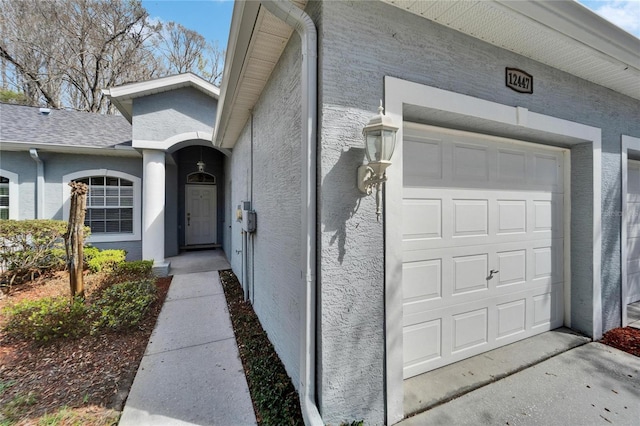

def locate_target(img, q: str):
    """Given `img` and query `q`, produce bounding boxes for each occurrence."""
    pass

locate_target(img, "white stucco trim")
[621,135,640,326]
[132,132,231,157]
[62,169,141,243]
[142,150,167,268]
[0,169,19,219]
[383,76,602,424]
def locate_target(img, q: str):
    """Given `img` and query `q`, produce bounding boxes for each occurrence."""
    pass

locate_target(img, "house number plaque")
[506,68,533,94]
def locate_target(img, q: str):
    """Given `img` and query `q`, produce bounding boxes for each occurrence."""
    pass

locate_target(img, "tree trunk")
[64,182,88,299]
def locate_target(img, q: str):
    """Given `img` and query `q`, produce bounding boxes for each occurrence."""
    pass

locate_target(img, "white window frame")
[0,169,19,220]
[63,169,141,243]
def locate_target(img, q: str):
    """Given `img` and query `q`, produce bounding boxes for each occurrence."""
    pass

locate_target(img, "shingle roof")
[0,103,131,148]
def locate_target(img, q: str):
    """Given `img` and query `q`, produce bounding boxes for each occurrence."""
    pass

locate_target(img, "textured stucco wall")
[227,123,250,279]
[132,88,216,142]
[251,32,303,388]
[0,150,143,259]
[571,143,595,335]
[0,151,37,219]
[226,32,304,388]
[316,1,640,423]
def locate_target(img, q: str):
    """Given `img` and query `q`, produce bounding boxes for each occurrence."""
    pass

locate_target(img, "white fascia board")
[213,1,261,148]
[497,0,640,71]
[106,73,220,100]
[0,141,140,157]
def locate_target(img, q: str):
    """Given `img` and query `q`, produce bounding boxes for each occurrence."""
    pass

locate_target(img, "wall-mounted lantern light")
[357,101,398,221]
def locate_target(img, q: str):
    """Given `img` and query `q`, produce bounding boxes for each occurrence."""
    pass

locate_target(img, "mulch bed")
[600,327,640,357]
[219,269,303,426]
[0,271,171,424]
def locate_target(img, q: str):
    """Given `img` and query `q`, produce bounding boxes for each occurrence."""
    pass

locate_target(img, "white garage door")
[626,160,640,304]
[402,124,566,379]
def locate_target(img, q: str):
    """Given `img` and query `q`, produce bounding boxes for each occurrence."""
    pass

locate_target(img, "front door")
[185,184,217,245]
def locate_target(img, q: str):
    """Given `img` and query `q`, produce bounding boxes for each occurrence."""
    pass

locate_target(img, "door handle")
[487,269,499,280]
[187,212,191,226]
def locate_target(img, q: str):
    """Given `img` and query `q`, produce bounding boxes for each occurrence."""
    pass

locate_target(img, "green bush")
[109,260,153,281]
[85,249,126,273]
[90,280,156,333]
[0,220,71,289]
[3,297,88,341]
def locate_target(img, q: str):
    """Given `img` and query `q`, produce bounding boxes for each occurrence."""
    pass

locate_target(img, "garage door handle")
[487,269,499,280]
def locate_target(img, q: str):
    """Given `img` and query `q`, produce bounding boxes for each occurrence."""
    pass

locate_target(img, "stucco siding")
[252,32,303,389]
[226,32,304,388]
[228,124,250,278]
[132,88,217,142]
[317,1,640,423]
[0,151,37,219]
[46,153,142,259]
[571,143,595,335]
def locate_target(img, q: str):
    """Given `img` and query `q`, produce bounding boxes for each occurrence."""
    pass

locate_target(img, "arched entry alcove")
[166,143,226,254]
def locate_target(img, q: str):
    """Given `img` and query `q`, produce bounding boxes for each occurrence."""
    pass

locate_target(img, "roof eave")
[497,0,640,70]
[213,1,261,149]
[1,141,140,157]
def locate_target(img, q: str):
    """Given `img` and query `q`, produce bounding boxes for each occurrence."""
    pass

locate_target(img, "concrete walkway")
[119,250,256,426]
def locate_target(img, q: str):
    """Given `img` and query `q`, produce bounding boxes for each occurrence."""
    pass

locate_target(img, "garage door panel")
[496,299,527,339]
[451,308,488,353]
[402,259,442,303]
[404,138,443,185]
[452,254,489,295]
[453,199,489,236]
[627,256,640,275]
[402,124,566,379]
[453,143,489,181]
[627,272,640,303]
[403,320,442,369]
[497,149,527,183]
[497,200,527,234]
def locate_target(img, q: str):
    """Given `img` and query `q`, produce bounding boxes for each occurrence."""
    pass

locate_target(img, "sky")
[141,0,640,50]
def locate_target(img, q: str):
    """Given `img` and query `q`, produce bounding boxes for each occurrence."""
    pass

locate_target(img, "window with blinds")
[74,176,134,233]
[0,176,9,220]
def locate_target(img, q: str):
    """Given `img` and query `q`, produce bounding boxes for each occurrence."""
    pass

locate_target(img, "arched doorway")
[173,144,226,250]
[185,168,217,246]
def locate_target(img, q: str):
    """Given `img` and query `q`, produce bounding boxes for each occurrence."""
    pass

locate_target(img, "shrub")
[109,260,153,282]
[90,280,156,333]
[0,220,70,290]
[3,297,88,341]
[85,249,126,273]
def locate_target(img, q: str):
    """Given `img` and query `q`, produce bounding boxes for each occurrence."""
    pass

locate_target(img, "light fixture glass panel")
[366,130,383,162]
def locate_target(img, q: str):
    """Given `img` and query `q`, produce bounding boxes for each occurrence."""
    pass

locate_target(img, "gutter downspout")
[259,2,321,425]
[29,148,44,219]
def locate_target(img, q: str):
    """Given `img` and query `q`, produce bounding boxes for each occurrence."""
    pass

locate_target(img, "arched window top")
[187,172,216,184]
[63,169,141,243]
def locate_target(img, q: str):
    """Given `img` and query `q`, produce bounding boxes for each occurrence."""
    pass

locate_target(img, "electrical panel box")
[242,210,257,233]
